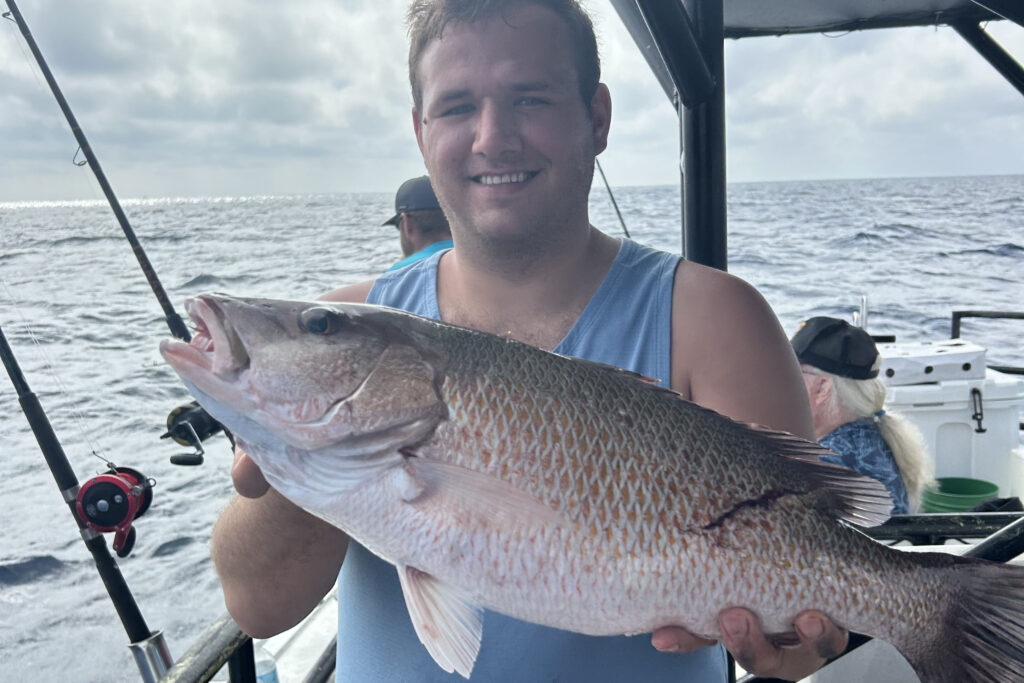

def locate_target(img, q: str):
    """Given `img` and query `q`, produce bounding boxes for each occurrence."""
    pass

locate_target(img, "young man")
[213,1,847,680]
[383,175,454,271]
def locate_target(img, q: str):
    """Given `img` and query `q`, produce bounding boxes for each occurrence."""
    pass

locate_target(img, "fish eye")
[299,307,346,335]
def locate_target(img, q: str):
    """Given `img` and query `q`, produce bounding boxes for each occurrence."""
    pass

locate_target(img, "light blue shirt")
[386,239,453,271]
[336,239,728,682]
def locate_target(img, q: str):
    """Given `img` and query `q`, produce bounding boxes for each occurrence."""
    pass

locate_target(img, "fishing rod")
[4,0,188,342]
[0,319,172,682]
[596,158,631,238]
[4,0,228,465]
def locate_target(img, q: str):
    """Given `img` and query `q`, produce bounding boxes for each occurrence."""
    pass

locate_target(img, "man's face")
[413,3,610,248]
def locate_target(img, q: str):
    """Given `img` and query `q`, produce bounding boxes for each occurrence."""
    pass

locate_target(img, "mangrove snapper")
[160,294,1024,681]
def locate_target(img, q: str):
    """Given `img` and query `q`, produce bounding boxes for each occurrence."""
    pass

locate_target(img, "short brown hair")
[406,0,600,112]
[406,208,451,237]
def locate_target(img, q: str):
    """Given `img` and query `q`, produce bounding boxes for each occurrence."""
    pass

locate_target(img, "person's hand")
[652,608,847,680]
[231,445,270,498]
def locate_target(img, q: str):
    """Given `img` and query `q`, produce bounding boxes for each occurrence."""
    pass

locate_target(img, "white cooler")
[883,366,1024,497]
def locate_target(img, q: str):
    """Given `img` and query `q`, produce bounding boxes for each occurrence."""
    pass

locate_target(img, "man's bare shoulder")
[670,260,813,437]
[672,260,770,330]
[318,280,375,303]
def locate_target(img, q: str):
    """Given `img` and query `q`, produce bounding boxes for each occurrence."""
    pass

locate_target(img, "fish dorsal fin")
[402,455,568,528]
[801,458,893,528]
[398,565,483,679]
[745,423,894,527]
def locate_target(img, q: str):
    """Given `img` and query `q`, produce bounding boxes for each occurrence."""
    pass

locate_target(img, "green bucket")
[921,477,999,513]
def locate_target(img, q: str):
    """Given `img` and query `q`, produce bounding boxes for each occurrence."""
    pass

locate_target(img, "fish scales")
[160,295,1024,682]
[415,337,910,636]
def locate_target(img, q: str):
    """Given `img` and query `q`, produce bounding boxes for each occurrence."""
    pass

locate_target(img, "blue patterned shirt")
[820,419,909,514]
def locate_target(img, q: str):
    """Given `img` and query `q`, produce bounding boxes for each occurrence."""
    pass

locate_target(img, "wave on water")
[180,273,227,289]
[178,273,256,290]
[868,222,944,238]
[939,243,1024,258]
[0,556,66,586]
[48,235,123,248]
[839,223,942,247]
[151,537,196,557]
[840,231,889,246]
[983,243,1023,258]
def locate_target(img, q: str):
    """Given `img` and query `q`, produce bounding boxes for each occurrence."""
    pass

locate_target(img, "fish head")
[159,294,447,458]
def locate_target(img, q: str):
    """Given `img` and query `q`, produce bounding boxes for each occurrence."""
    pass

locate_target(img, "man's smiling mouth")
[473,171,539,185]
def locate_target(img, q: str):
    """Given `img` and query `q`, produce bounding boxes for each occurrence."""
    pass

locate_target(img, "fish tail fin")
[898,558,1024,683]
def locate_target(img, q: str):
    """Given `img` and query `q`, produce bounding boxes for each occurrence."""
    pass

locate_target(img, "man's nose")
[472,101,522,158]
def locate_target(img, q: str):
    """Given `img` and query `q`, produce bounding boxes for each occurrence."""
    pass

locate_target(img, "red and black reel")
[75,467,154,558]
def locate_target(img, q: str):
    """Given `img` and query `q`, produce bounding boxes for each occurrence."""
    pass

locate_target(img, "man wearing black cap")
[383,175,453,271]
[792,316,933,514]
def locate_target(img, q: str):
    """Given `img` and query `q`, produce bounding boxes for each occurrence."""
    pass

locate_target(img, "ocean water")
[1,175,1022,682]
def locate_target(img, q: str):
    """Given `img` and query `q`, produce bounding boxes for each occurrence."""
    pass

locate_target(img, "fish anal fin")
[397,564,483,679]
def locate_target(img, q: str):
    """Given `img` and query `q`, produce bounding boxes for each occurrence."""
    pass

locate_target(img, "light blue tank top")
[336,239,728,682]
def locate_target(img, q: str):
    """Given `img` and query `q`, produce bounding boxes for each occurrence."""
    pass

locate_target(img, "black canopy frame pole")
[951,19,1024,98]
[970,0,1024,27]
[679,0,726,271]
[4,0,190,342]
[0,320,173,681]
[632,0,726,270]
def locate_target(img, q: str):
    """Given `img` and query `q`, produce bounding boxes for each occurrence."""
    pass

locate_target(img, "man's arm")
[210,280,374,637]
[213,461,348,637]
[653,262,847,680]
[671,261,812,438]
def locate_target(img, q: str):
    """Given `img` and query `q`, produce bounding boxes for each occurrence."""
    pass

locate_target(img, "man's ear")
[590,83,611,155]
[413,107,425,155]
[810,374,833,408]
[398,212,413,235]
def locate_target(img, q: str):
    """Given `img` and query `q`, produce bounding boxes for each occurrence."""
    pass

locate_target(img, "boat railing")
[157,612,335,683]
[951,310,1024,376]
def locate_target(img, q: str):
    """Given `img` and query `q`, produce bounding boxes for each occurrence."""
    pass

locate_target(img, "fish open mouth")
[186,296,250,377]
[159,295,250,380]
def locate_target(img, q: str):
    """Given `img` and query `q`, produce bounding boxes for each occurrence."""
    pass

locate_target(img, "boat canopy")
[721,0,1009,37]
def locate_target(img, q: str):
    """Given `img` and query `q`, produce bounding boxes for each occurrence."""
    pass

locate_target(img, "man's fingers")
[650,625,717,654]
[794,610,848,660]
[719,608,847,680]
[719,609,783,674]
[232,447,270,498]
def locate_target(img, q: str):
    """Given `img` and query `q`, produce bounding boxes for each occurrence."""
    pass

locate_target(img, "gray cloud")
[1,1,1020,201]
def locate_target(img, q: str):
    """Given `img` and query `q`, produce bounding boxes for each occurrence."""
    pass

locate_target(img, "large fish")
[160,294,1024,682]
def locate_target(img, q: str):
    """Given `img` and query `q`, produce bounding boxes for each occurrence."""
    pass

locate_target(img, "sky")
[1,0,1022,202]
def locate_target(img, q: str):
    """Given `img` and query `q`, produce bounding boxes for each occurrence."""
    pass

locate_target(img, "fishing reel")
[161,400,225,466]
[75,467,154,558]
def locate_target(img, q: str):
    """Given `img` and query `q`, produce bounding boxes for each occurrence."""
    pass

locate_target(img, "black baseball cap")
[791,316,880,380]
[383,176,441,226]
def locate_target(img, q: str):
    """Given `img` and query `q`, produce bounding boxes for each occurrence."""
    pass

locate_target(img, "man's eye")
[441,103,474,116]
[517,97,548,106]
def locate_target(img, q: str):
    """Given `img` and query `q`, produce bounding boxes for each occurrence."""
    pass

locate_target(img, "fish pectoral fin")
[398,564,482,679]
[404,457,568,528]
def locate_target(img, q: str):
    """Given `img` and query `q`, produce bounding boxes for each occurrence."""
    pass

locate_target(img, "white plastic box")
[877,339,986,385]
[884,368,1024,497]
